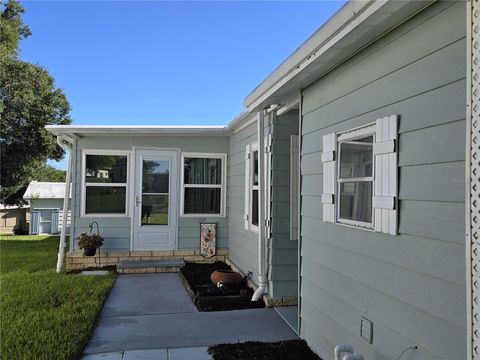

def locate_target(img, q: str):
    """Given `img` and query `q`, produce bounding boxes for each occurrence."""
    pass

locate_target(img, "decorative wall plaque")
[200,223,216,258]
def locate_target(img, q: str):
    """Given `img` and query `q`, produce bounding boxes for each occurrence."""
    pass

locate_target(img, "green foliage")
[0,0,72,205]
[32,162,66,182]
[0,235,115,359]
[76,233,104,250]
[0,0,31,59]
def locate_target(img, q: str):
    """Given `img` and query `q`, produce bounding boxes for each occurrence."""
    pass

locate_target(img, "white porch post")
[252,110,267,300]
[466,1,480,358]
[56,135,73,273]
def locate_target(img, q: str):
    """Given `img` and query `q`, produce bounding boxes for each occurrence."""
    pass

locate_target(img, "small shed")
[23,182,71,235]
[0,204,30,234]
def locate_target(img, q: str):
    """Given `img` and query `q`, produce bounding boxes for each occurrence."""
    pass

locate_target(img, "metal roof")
[23,182,71,200]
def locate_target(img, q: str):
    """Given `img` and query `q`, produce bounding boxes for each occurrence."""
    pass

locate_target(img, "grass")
[0,235,115,360]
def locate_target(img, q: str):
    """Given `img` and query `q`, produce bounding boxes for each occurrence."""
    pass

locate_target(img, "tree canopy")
[0,0,71,205]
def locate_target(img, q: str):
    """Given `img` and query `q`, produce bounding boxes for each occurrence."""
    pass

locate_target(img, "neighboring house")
[0,204,30,234]
[23,182,71,235]
[46,1,480,360]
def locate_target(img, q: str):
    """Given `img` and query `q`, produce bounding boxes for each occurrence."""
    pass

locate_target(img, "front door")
[133,149,178,251]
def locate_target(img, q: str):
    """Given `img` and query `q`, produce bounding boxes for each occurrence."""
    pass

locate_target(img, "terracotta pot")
[83,247,97,257]
[210,270,242,286]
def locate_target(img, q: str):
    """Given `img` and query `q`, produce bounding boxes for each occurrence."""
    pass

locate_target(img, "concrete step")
[116,259,185,274]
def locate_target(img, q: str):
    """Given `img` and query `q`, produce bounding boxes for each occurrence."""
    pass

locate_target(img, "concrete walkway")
[83,273,297,357]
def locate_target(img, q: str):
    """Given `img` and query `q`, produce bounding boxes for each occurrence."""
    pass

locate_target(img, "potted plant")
[77,232,103,256]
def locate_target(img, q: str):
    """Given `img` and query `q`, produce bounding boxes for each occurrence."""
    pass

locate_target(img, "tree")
[0,0,71,205]
[32,162,66,182]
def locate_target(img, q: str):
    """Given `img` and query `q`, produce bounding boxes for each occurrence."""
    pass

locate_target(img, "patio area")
[82,273,298,359]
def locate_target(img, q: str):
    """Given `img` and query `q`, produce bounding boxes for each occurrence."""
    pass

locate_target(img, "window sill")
[335,220,374,232]
[80,214,130,218]
[180,214,226,218]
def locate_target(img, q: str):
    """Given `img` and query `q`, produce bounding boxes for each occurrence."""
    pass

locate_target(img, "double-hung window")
[244,143,259,230]
[181,153,226,216]
[321,115,398,234]
[82,150,129,216]
[337,130,374,228]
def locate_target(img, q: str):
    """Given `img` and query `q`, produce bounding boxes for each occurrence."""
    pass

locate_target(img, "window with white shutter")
[321,116,398,235]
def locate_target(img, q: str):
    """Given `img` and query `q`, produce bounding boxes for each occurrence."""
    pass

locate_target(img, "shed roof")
[23,182,71,200]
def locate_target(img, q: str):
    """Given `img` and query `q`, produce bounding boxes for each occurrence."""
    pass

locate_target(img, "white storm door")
[133,150,178,251]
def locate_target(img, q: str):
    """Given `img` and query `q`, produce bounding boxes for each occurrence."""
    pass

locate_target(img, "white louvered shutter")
[52,210,60,234]
[373,115,398,235]
[321,133,336,223]
[244,144,251,230]
[264,134,272,239]
[290,135,299,240]
[31,211,39,235]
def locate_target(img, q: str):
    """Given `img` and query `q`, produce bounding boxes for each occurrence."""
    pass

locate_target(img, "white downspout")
[56,135,73,273]
[252,110,267,301]
[334,345,354,360]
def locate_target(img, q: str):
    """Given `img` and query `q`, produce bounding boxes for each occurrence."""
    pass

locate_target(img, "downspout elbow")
[251,283,265,301]
[334,345,354,360]
[343,354,365,360]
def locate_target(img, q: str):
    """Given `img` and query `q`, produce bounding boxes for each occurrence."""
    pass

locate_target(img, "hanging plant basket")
[83,247,97,257]
[77,222,103,257]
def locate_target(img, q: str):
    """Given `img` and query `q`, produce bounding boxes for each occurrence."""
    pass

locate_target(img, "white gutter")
[46,125,226,137]
[56,135,73,273]
[252,110,267,301]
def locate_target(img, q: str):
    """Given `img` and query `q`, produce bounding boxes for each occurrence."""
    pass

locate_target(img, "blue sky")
[19,1,345,168]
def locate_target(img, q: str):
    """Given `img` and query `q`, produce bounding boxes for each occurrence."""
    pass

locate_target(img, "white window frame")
[180,152,227,217]
[81,149,131,218]
[246,142,259,232]
[336,124,376,230]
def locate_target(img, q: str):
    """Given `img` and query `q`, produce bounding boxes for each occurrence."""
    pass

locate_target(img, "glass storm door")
[133,150,178,250]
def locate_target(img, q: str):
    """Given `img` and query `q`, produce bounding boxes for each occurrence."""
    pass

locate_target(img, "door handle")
[136,196,141,207]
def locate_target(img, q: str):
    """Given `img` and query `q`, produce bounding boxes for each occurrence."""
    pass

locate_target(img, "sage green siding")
[299,2,466,359]
[268,110,299,297]
[227,120,260,279]
[71,135,229,251]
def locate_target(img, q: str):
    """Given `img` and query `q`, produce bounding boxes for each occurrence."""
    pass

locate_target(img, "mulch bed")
[180,261,265,311]
[208,340,321,360]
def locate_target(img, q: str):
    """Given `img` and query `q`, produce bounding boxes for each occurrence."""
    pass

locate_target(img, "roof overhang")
[46,125,228,138]
[244,0,436,112]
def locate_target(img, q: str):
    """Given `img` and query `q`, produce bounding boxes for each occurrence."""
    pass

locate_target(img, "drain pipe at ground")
[334,345,354,360]
[252,110,267,301]
[56,135,73,273]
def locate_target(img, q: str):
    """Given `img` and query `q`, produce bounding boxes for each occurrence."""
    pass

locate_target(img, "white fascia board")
[224,111,257,133]
[46,125,228,137]
[244,0,435,111]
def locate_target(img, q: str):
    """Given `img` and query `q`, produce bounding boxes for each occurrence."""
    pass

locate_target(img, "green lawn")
[0,235,115,360]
